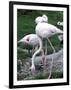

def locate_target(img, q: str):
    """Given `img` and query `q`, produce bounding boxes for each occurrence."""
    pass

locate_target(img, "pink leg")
[47,38,56,79]
[41,49,46,66]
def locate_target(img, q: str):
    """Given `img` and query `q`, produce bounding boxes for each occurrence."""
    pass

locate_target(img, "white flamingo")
[35,14,63,59]
[34,22,63,78]
[18,34,44,73]
[35,15,63,53]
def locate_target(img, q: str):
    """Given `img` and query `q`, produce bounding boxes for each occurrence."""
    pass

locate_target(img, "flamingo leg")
[40,39,46,66]
[41,48,45,65]
[41,39,47,69]
[45,40,47,55]
[44,40,47,66]
[31,45,39,75]
[47,38,55,79]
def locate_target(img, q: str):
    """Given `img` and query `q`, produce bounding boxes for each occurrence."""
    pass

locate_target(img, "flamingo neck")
[31,37,42,67]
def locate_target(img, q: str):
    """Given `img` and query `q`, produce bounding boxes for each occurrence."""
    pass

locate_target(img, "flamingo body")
[36,23,63,38]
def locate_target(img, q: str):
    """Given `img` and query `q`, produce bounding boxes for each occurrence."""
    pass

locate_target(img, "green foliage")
[18,43,33,50]
[51,71,63,79]
[17,50,31,59]
[32,72,63,80]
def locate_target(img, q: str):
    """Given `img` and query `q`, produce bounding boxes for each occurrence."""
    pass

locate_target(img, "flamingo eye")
[50,30,54,33]
[26,37,29,41]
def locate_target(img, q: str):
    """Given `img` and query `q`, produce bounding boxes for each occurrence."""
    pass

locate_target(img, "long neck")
[31,37,42,67]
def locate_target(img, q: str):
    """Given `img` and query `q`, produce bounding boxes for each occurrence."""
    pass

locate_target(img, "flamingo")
[35,15,63,57]
[18,34,44,74]
[34,22,63,78]
[35,15,63,77]
[35,15,63,52]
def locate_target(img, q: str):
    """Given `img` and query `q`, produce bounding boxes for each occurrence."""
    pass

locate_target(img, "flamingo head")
[18,34,39,46]
[21,35,30,44]
[30,65,36,74]
[25,37,30,43]
[35,14,48,24]
[18,35,30,45]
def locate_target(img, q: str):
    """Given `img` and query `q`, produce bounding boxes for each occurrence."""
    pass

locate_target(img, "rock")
[17,49,63,80]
